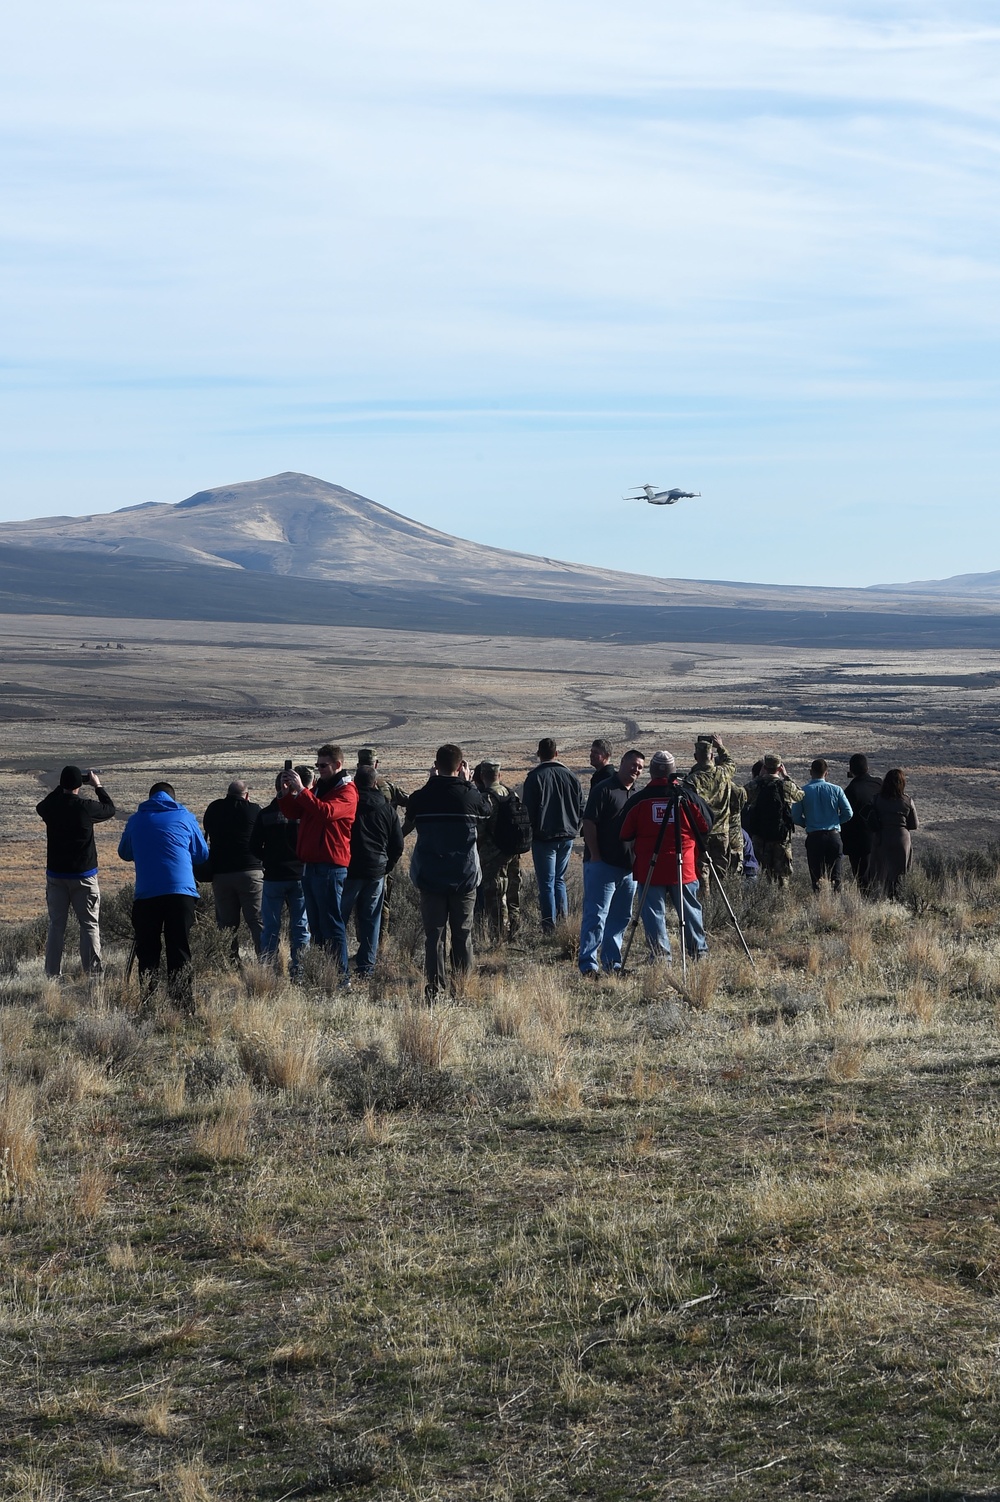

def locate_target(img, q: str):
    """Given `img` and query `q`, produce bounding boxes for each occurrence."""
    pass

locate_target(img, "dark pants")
[301,863,349,976]
[132,895,197,1007]
[806,830,844,892]
[844,836,873,888]
[418,888,476,999]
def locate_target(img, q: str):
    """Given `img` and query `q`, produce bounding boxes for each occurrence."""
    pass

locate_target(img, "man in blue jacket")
[791,759,855,893]
[118,781,209,1008]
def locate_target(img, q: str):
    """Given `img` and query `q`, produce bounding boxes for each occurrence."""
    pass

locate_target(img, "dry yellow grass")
[189,1083,254,1162]
[232,995,324,1093]
[2,841,1000,1500]
[0,1081,38,1197]
[394,1006,457,1070]
[69,1162,110,1221]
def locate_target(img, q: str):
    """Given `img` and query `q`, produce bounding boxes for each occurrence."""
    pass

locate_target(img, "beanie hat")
[60,765,84,790]
[649,750,676,776]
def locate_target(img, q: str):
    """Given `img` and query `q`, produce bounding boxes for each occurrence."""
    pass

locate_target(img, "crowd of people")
[34,737,919,1004]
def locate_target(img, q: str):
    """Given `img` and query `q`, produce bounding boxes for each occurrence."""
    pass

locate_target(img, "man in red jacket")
[280,744,358,980]
[618,750,713,963]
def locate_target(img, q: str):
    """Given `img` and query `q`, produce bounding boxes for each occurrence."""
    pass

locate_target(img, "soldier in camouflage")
[472,758,521,941]
[356,749,408,812]
[727,781,747,876]
[743,752,804,886]
[683,734,735,894]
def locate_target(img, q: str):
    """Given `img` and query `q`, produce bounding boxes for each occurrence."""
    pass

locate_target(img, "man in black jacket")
[523,737,585,933]
[36,765,115,979]
[250,771,310,977]
[404,744,491,1001]
[203,780,264,963]
[842,753,882,888]
[342,766,405,977]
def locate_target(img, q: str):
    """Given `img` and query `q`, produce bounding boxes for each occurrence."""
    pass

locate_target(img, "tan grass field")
[1,613,1000,1499]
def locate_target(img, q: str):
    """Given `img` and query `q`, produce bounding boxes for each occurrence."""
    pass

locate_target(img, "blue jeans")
[640,883,708,962]
[578,860,636,973]
[531,838,574,929]
[261,879,310,975]
[301,863,349,975]
[341,876,385,975]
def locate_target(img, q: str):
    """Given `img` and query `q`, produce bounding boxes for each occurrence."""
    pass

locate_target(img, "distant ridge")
[875,569,1000,598]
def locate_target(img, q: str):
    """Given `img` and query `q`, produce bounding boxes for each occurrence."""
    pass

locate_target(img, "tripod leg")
[705,856,756,967]
[619,863,657,973]
[676,818,687,983]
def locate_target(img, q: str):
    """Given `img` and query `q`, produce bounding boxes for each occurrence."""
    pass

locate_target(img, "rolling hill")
[0,472,996,645]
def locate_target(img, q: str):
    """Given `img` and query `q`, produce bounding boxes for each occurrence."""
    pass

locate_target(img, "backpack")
[746,780,793,842]
[493,790,533,856]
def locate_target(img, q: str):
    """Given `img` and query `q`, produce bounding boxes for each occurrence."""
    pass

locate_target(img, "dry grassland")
[2,613,1000,1497]
[2,855,1000,1499]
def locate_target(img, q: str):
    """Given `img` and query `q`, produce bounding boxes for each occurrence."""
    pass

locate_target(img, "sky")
[1,1,999,587]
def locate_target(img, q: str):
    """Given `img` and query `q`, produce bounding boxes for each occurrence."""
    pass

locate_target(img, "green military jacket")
[684,747,735,832]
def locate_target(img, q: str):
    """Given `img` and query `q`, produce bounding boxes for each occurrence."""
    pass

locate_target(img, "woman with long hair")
[867,768,918,899]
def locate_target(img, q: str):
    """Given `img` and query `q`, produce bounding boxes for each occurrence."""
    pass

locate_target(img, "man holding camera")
[36,765,115,980]
[279,745,358,981]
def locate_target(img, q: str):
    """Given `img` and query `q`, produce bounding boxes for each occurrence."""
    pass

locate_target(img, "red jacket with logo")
[279,774,358,868]
[618,776,712,886]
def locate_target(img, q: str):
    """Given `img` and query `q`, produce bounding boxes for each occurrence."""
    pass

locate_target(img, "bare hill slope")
[0,472,996,623]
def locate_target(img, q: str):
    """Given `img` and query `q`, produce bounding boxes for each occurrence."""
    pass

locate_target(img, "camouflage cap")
[481,756,502,770]
[763,752,781,771]
[356,747,377,765]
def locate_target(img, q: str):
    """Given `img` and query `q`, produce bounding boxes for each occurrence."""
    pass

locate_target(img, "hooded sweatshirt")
[118,792,209,899]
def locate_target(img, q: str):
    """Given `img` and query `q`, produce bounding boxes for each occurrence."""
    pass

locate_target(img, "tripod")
[619,787,757,977]
[620,784,692,979]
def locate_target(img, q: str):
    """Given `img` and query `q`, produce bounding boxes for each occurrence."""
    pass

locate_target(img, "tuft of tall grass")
[70,1163,111,1222]
[233,996,324,1094]
[0,1081,39,1197]
[189,1084,254,1163]
[395,1007,457,1071]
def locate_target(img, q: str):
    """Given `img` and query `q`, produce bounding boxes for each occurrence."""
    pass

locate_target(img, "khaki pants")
[45,874,102,978]
[476,854,521,939]
[212,870,264,961]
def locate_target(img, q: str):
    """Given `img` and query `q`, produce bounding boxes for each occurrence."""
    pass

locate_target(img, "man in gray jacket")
[522,738,585,933]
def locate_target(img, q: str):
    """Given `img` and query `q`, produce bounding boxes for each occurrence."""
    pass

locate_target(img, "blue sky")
[2,1,998,586]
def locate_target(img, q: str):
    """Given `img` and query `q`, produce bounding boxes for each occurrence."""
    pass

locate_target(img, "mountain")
[0,469,976,612]
[0,471,692,604]
[0,472,997,646]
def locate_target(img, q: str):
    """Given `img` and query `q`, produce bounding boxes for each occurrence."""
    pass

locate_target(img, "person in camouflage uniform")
[355,749,408,933]
[356,749,408,812]
[683,734,735,895]
[472,758,521,940]
[743,752,804,886]
[727,781,747,876]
